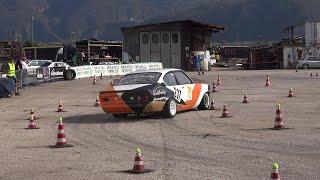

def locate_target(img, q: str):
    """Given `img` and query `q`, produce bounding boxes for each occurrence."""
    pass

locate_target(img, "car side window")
[163,72,177,86]
[173,71,192,85]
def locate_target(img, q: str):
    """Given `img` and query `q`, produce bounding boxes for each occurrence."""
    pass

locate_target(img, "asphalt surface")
[1,69,320,180]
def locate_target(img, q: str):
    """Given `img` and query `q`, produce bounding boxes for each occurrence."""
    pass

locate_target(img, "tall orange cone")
[53,117,73,148]
[316,72,319,77]
[242,93,249,103]
[217,75,222,86]
[310,72,313,77]
[270,163,280,180]
[210,98,218,110]
[93,75,97,84]
[273,104,284,130]
[133,147,145,173]
[266,75,271,87]
[26,114,39,129]
[288,88,293,97]
[221,105,232,118]
[100,73,103,79]
[95,96,100,107]
[212,80,217,92]
[57,100,64,112]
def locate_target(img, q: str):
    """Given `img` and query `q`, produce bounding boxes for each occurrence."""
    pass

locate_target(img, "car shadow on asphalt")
[63,113,164,124]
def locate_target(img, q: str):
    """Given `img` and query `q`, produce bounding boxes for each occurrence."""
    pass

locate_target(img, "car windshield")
[116,72,161,85]
[41,62,51,67]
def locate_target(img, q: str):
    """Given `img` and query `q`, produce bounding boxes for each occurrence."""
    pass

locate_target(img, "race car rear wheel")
[163,98,177,118]
[112,114,127,119]
[198,93,211,110]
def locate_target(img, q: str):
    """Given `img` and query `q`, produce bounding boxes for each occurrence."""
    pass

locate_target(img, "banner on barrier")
[70,63,163,79]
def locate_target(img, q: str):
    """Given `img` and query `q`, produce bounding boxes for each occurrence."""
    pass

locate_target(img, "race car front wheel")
[163,98,177,118]
[198,93,211,110]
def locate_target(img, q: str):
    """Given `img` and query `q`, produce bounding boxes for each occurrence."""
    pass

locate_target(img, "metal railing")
[15,67,65,89]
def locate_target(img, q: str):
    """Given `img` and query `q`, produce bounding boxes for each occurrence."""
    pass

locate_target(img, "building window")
[152,34,159,44]
[162,33,169,44]
[172,33,179,44]
[142,34,149,44]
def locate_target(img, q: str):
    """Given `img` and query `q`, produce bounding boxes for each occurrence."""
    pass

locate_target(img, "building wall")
[282,23,305,40]
[122,31,140,61]
[121,22,216,70]
[305,22,318,46]
[220,46,250,63]
[282,46,320,68]
[282,46,305,68]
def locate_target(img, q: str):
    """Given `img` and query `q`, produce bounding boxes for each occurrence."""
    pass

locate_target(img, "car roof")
[131,68,182,74]
[29,59,52,62]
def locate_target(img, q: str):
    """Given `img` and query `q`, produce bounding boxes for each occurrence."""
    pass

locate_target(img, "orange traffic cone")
[221,105,232,118]
[288,88,293,97]
[100,73,103,79]
[57,101,64,112]
[212,80,217,92]
[242,93,249,103]
[316,72,319,77]
[93,75,97,84]
[273,104,284,130]
[266,75,271,87]
[270,163,280,180]
[202,71,204,75]
[310,72,313,77]
[217,75,222,86]
[210,98,218,110]
[53,117,73,148]
[133,147,145,173]
[26,114,39,129]
[95,96,100,107]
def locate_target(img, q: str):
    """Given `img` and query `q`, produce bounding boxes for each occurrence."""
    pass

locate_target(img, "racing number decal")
[187,85,192,100]
[174,87,182,102]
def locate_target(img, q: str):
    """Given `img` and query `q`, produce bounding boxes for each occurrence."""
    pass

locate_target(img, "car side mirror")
[160,82,166,87]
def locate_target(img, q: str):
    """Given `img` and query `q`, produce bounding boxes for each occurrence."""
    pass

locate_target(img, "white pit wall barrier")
[70,62,163,79]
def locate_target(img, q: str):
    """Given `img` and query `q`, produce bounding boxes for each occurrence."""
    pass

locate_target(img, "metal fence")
[15,67,65,89]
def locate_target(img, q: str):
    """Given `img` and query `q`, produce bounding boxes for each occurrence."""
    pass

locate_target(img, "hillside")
[0,0,319,42]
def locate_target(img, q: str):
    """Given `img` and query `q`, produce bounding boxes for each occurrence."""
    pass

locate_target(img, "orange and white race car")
[99,69,211,118]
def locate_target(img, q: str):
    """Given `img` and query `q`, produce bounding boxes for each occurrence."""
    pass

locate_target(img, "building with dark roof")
[121,20,224,70]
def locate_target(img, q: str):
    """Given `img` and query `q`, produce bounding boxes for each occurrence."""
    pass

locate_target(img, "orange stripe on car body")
[99,85,134,114]
[178,84,202,111]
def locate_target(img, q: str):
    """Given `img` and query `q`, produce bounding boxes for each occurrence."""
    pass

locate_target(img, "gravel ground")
[0,69,320,180]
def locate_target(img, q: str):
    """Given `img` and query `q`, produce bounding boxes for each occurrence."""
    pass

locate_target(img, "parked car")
[296,56,320,69]
[91,60,115,65]
[39,62,70,77]
[213,63,229,68]
[27,59,52,74]
[27,60,52,69]
[99,69,211,118]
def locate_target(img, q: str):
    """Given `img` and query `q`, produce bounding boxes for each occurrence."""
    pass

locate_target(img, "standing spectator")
[20,57,28,85]
[193,54,201,75]
[81,51,85,63]
[6,58,20,96]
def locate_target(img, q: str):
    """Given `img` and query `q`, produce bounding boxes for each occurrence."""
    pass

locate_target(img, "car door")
[163,72,180,100]
[308,57,316,68]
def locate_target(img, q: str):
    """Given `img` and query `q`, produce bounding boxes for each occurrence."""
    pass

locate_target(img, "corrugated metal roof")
[121,20,225,33]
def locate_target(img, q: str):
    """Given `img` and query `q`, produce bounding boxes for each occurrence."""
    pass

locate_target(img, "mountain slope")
[0,0,319,42]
